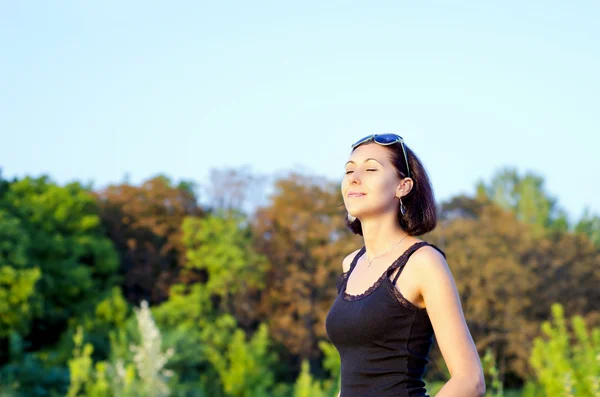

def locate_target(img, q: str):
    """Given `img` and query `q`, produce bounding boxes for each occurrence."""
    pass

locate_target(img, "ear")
[395,178,413,198]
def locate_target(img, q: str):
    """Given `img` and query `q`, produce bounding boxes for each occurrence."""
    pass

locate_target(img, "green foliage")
[85,285,131,354]
[575,208,600,247]
[65,325,136,397]
[37,286,132,375]
[65,301,174,397]
[529,303,600,396]
[0,332,69,397]
[151,212,274,396]
[0,209,40,338]
[66,327,94,397]
[477,167,567,235]
[0,176,119,349]
[292,360,328,397]
[204,321,275,397]
[281,341,345,397]
[1,169,598,397]
[93,286,129,329]
[181,213,269,301]
[153,283,213,329]
[425,381,445,396]
[152,284,212,394]
[319,341,340,388]
[482,348,504,396]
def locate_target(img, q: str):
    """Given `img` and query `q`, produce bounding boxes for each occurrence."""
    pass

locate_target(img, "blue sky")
[1,1,598,224]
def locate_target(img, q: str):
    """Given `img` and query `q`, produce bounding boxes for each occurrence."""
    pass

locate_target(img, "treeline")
[0,166,598,396]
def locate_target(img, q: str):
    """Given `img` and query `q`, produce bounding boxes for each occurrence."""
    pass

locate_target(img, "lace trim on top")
[384,277,427,312]
[342,270,388,301]
[338,271,426,311]
[336,272,349,294]
[340,241,429,307]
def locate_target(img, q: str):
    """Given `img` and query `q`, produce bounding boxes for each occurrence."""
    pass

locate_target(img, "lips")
[347,191,366,198]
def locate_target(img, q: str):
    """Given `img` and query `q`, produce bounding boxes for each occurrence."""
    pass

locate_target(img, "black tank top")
[325,241,446,397]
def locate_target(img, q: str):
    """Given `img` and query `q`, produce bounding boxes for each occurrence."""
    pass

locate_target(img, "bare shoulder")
[410,244,453,288]
[412,244,447,264]
[411,244,448,269]
[342,248,363,273]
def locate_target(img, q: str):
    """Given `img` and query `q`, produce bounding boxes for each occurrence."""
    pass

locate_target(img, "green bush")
[66,300,173,397]
[529,303,600,396]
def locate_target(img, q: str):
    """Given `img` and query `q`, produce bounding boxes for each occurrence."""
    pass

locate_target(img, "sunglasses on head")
[350,134,411,178]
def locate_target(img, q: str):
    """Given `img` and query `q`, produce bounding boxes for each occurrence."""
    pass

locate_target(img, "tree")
[476,167,568,235]
[575,207,600,247]
[201,167,268,216]
[151,212,274,396]
[94,174,203,304]
[0,176,119,351]
[431,197,539,383]
[0,209,40,339]
[429,195,600,386]
[181,212,270,325]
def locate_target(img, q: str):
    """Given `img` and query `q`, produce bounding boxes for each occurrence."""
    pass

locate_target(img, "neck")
[359,211,411,259]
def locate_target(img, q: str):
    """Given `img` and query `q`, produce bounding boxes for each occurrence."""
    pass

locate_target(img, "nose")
[348,169,362,185]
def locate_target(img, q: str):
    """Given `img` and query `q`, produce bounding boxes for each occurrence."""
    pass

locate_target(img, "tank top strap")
[389,241,447,285]
[347,246,366,276]
[337,246,366,294]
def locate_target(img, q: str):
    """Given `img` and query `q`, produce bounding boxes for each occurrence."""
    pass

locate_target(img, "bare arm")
[414,247,486,397]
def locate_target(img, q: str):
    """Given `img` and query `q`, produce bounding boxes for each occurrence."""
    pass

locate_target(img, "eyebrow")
[345,158,384,167]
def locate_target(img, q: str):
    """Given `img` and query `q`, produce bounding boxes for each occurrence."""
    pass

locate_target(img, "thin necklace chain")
[366,234,409,267]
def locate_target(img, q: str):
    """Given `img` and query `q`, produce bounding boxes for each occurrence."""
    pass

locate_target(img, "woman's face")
[342,142,402,219]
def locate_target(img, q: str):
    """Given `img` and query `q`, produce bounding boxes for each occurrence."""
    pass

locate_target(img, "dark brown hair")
[345,142,437,236]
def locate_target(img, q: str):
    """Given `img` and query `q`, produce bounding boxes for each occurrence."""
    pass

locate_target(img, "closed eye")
[345,169,377,174]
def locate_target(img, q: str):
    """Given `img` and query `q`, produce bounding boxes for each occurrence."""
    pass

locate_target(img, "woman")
[325,134,485,397]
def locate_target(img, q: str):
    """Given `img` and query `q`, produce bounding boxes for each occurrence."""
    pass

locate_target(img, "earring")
[399,198,406,216]
[347,213,356,222]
